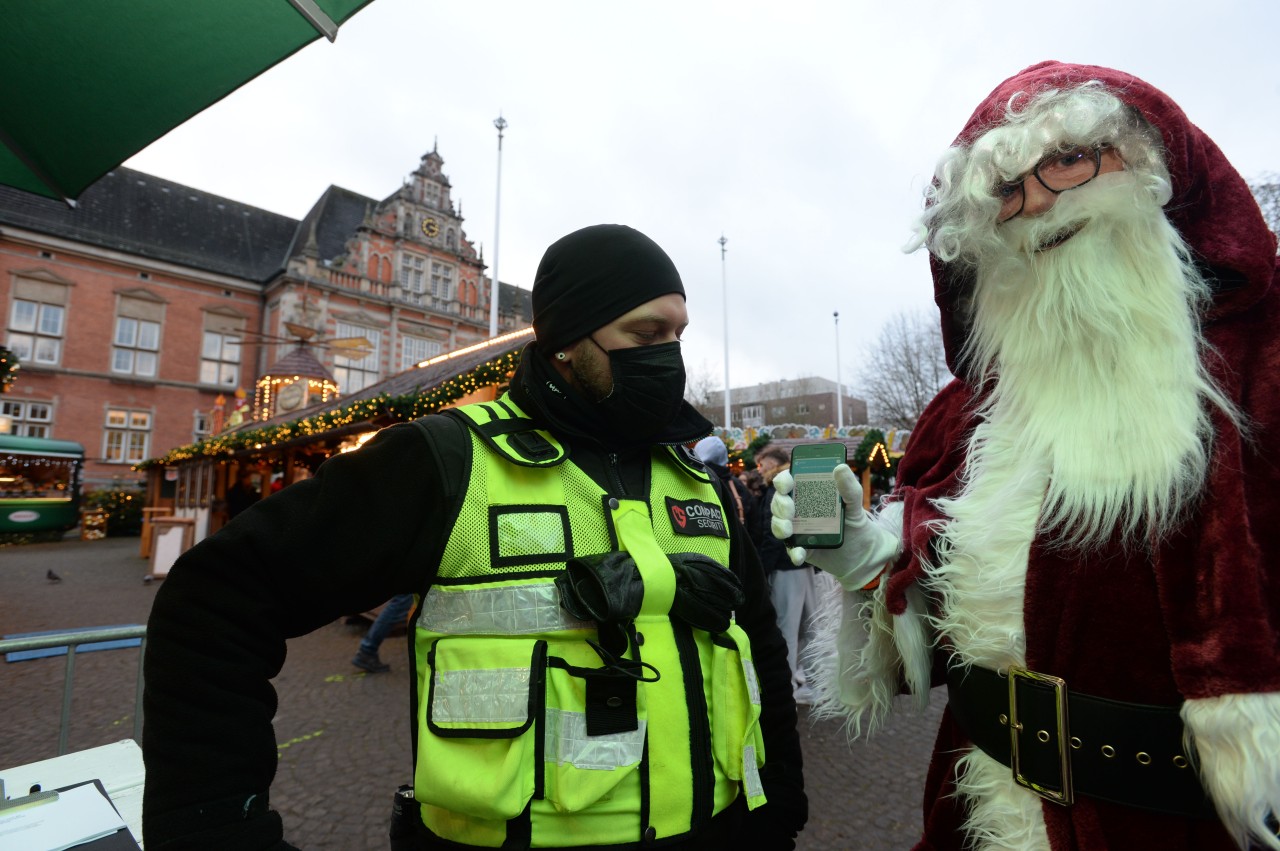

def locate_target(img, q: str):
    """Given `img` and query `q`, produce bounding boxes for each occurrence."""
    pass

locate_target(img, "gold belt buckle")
[1008,666,1074,805]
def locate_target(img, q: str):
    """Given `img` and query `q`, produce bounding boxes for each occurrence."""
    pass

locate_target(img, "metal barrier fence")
[0,625,146,755]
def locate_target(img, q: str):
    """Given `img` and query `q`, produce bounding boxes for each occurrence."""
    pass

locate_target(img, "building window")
[431,262,454,300]
[741,404,764,424]
[401,335,442,370]
[193,411,211,441]
[200,330,241,387]
[111,316,160,377]
[104,408,151,464]
[771,405,787,418]
[6,298,64,366]
[401,255,426,291]
[796,403,810,415]
[1,399,53,438]
[446,229,456,250]
[333,322,380,393]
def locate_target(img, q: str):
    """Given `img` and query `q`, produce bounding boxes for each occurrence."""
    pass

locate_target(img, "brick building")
[699,376,867,430]
[0,146,531,488]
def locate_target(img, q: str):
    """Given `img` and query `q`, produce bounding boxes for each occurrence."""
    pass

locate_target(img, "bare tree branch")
[855,310,952,428]
[1248,172,1280,253]
[683,359,721,408]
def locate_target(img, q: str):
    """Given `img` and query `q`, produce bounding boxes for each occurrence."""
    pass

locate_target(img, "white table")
[0,738,145,847]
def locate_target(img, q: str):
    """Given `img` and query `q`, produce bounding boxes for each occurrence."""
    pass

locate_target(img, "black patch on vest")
[664,496,728,538]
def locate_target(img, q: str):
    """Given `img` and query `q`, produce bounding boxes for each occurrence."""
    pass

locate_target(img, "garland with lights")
[0,345,17,393]
[139,350,522,469]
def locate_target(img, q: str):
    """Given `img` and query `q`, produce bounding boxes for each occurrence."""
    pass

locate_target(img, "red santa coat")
[882,62,1280,850]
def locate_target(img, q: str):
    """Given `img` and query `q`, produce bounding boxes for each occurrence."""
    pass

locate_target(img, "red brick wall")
[2,236,263,489]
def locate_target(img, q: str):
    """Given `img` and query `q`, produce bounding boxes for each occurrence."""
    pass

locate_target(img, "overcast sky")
[126,0,1280,399]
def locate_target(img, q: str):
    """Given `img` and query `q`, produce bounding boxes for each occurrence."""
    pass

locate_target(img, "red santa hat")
[928,61,1276,373]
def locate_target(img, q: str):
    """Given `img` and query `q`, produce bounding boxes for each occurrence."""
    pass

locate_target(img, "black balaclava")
[513,224,712,449]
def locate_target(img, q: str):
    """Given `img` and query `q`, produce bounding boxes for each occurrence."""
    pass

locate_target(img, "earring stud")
[555,352,567,361]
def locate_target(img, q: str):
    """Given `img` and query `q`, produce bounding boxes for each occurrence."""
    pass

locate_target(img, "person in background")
[351,593,415,673]
[754,444,818,705]
[740,467,766,501]
[224,469,259,520]
[143,224,807,851]
[693,435,759,548]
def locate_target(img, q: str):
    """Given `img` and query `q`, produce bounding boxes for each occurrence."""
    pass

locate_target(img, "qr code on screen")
[794,479,839,518]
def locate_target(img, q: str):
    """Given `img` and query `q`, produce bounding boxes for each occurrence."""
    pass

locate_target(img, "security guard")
[143,225,807,850]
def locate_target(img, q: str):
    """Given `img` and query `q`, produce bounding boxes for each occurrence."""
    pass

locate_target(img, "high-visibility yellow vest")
[411,394,766,848]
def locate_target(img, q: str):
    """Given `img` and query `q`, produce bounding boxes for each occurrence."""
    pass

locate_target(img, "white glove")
[770,464,900,592]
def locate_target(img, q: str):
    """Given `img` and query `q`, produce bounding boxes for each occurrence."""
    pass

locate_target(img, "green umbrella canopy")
[0,0,374,204]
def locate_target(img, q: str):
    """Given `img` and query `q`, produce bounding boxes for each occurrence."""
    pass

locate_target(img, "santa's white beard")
[958,171,1227,550]
[924,173,1234,850]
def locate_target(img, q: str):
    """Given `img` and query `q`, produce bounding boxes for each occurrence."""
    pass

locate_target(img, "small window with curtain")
[333,322,380,393]
[1,399,53,438]
[7,298,65,366]
[104,408,151,464]
[112,316,161,377]
[111,293,165,379]
[401,335,442,370]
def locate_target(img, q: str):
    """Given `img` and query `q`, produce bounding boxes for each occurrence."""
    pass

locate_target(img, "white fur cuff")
[1183,691,1280,850]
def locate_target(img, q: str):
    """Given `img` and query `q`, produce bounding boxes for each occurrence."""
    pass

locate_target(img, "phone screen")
[790,442,847,548]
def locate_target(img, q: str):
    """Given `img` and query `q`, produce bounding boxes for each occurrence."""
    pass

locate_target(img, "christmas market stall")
[136,328,532,552]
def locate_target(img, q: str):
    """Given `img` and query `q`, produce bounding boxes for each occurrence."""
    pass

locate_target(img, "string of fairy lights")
[138,349,522,469]
[0,345,17,393]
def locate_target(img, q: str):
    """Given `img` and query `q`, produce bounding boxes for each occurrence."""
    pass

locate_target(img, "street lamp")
[719,234,730,432]
[488,113,508,338]
[834,310,843,429]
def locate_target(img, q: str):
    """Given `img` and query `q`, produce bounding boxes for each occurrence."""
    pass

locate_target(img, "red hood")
[931,61,1277,374]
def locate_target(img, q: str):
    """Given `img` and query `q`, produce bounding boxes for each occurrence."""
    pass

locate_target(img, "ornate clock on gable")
[421,217,440,239]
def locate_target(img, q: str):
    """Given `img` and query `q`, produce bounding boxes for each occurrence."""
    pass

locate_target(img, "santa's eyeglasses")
[994,145,1106,223]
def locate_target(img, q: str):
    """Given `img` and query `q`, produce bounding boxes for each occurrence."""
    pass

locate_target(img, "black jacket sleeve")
[142,418,467,850]
[755,484,798,575]
[710,477,808,845]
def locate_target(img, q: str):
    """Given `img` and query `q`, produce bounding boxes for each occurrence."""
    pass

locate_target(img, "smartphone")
[789,442,847,548]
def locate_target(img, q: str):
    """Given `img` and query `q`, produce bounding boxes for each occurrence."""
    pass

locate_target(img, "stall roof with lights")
[141,328,534,468]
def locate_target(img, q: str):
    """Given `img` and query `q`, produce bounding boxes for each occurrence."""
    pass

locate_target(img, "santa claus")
[772,62,1279,850]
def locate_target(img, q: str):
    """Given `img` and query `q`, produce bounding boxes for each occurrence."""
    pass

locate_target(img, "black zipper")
[606,452,626,495]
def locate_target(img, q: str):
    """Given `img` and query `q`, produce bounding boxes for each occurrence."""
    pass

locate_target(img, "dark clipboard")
[50,778,142,850]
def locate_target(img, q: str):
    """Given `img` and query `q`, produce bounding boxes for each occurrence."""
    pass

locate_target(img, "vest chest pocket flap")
[417,637,547,821]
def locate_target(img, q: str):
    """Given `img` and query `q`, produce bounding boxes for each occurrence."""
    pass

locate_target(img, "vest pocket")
[416,637,547,821]
[710,623,768,809]
[542,647,648,813]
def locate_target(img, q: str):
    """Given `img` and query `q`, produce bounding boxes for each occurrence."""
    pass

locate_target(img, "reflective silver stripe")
[543,708,645,771]
[743,745,764,800]
[420,583,591,635]
[432,667,531,724]
[743,657,760,705]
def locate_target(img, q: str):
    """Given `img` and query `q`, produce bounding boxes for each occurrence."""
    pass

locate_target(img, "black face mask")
[594,339,687,443]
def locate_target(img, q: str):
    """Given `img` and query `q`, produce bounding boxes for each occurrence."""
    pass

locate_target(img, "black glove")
[668,552,745,634]
[555,551,644,624]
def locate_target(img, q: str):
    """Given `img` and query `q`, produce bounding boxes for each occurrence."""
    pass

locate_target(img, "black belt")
[946,661,1217,818]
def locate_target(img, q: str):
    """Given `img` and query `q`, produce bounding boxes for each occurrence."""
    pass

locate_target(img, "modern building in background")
[0,146,531,488]
[699,376,867,431]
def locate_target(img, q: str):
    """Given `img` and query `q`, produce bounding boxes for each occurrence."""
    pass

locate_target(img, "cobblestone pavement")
[1,537,945,849]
